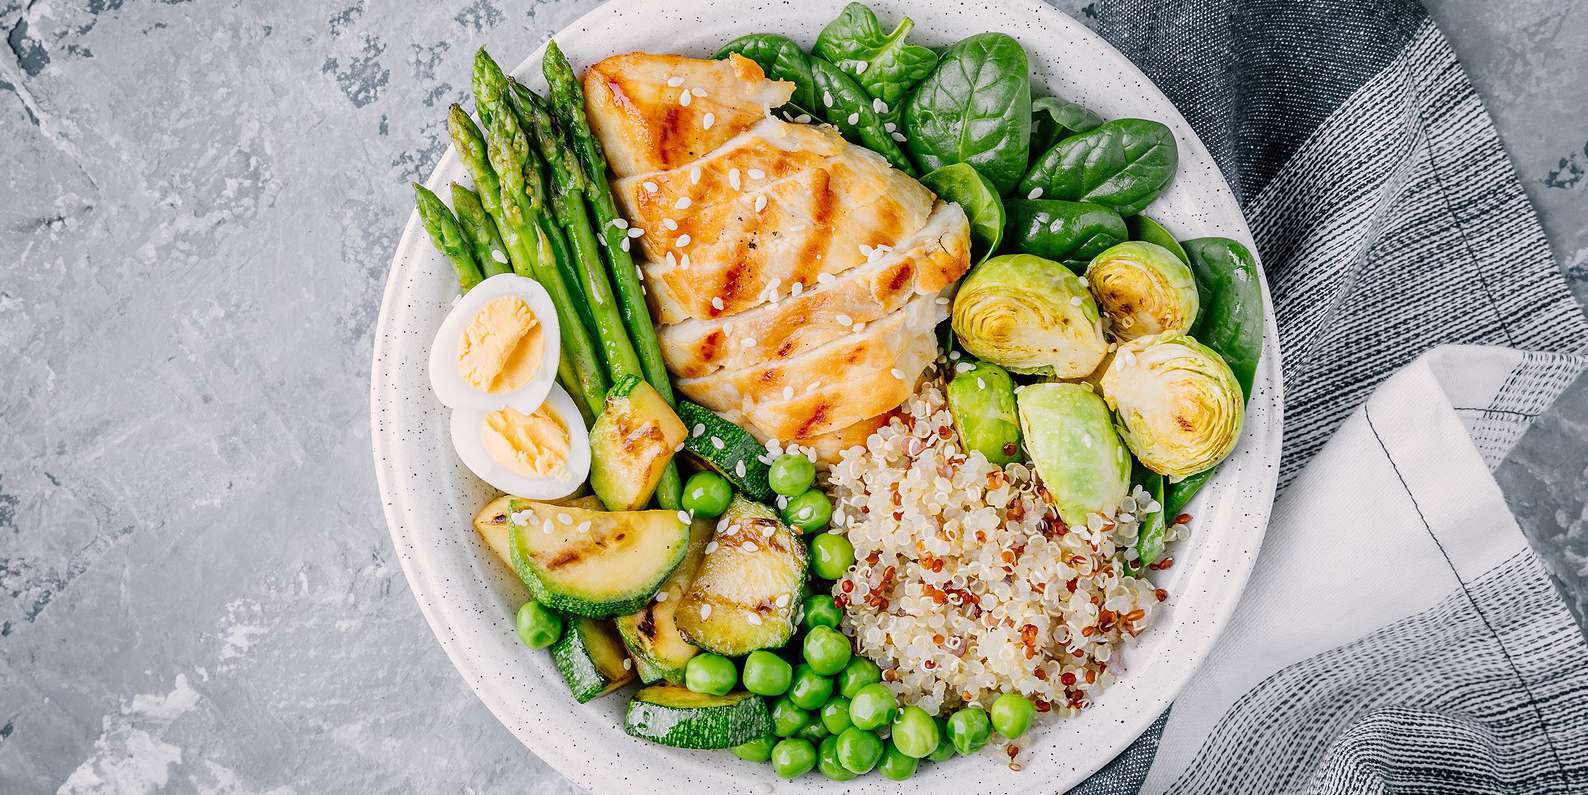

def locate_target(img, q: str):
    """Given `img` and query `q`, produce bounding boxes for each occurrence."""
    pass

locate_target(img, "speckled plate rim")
[371,1,1283,792]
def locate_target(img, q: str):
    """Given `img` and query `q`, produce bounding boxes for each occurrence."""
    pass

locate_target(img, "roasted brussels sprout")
[1015,382,1131,526]
[951,254,1108,378]
[1085,241,1199,341]
[946,361,1021,465]
[1099,334,1244,480]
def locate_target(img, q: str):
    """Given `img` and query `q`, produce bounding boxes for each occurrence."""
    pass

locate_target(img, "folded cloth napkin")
[1068,0,1588,791]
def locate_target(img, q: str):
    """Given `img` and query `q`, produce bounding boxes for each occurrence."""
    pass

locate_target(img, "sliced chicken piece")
[613,119,935,323]
[583,53,793,176]
[657,202,970,377]
[675,294,943,440]
[785,414,893,464]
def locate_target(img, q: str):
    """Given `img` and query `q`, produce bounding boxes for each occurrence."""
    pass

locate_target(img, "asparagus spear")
[413,183,484,291]
[449,183,511,277]
[542,42,677,410]
[483,108,610,417]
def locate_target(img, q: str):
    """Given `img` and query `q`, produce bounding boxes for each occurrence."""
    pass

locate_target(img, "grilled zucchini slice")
[678,401,773,501]
[590,375,688,511]
[676,497,807,655]
[551,617,635,703]
[506,499,689,617]
[615,517,712,684]
[473,494,603,574]
[624,685,772,748]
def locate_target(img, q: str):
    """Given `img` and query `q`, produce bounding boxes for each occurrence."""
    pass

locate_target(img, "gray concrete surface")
[0,1,1582,792]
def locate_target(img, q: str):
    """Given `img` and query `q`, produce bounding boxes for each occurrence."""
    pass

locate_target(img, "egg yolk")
[482,404,569,479]
[457,296,544,393]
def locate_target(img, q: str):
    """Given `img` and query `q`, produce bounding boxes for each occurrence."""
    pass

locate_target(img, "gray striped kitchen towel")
[1069,0,1588,792]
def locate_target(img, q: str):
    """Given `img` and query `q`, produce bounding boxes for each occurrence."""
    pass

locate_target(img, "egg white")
[449,383,590,501]
[428,273,562,412]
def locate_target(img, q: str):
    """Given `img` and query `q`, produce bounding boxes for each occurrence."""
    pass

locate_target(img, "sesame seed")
[667,75,685,87]
[852,321,866,332]
[677,510,692,524]
[557,513,572,525]
[955,361,975,373]
[692,423,706,437]
[782,386,794,400]
[620,238,630,252]
[794,113,812,124]
[655,590,669,602]
[622,657,632,670]
[1070,296,1083,306]
[747,168,765,180]
[872,98,887,113]
[977,377,987,390]
[753,195,767,212]
[790,282,803,297]
[746,613,762,625]
[691,86,707,97]
[935,296,950,305]
[1027,187,1044,200]
[775,593,790,607]
[847,112,860,125]
[890,131,907,142]
[611,217,629,230]
[1078,277,1089,287]
[836,314,853,326]
[892,368,907,380]
[817,272,835,285]
[705,541,719,554]
[854,61,870,74]
[743,337,757,348]
[711,296,724,311]
[663,218,678,230]
[680,254,692,270]
[728,168,741,190]
[735,460,747,478]
[676,234,692,247]
[678,91,692,107]
[642,181,658,193]
[665,251,677,268]
[689,166,701,185]
[742,542,759,553]
[823,91,834,108]
[699,604,712,619]
[701,112,716,130]
[884,121,897,133]
[627,227,644,238]
[575,520,591,534]
[1050,218,1064,233]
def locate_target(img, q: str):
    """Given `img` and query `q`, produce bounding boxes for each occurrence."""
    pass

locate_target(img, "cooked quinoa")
[828,375,1180,719]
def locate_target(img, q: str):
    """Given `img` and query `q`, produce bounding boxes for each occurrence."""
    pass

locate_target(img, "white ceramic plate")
[371,1,1283,791]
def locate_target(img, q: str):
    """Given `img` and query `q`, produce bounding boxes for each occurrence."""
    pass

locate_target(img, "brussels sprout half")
[1099,334,1244,480]
[946,361,1021,466]
[951,254,1108,378]
[1015,382,1131,527]
[1085,241,1199,341]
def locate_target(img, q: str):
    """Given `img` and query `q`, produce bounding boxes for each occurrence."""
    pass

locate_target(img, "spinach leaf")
[901,32,1032,195]
[810,56,915,174]
[1020,118,1177,215]
[920,163,1004,263]
[1125,214,1189,264]
[813,3,937,112]
[1031,96,1102,151]
[715,34,818,113]
[1004,199,1126,267]
[1164,236,1264,516]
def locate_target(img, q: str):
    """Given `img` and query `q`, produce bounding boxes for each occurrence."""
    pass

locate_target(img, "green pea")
[927,717,957,762]
[848,682,897,730]
[768,454,816,496]
[990,692,1035,739]
[770,738,817,778]
[783,489,833,531]
[820,697,853,735]
[890,706,939,758]
[947,706,992,755]
[732,735,775,763]
[681,471,733,518]
[802,594,843,630]
[809,533,856,580]
[797,721,830,742]
[684,653,737,696]
[514,601,562,648]
[802,626,853,676]
[817,734,857,781]
[878,742,919,781]
[742,650,793,697]
[838,657,882,698]
[771,696,812,737]
[836,727,884,774]
[788,664,835,710]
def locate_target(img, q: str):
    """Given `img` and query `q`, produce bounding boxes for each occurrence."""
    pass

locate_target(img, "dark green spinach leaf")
[814,3,937,114]
[809,56,914,174]
[1164,236,1264,516]
[1030,96,1102,151]
[1126,214,1189,265]
[1004,199,1126,266]
[715,34,818,114]
[901,32,1031,194]
[1020,118,1177,215]
[920,163,1004,262]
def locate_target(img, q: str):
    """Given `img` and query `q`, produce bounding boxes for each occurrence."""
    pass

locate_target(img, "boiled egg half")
[450,382,591,500]
[429,273,561,412]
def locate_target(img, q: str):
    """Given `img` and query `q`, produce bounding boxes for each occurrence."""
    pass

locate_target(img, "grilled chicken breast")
[584,52,971,457]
